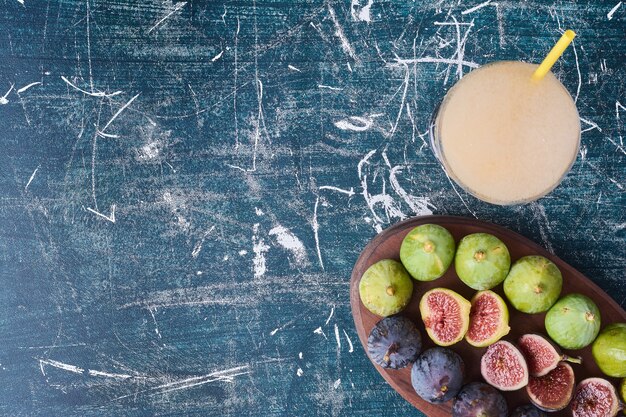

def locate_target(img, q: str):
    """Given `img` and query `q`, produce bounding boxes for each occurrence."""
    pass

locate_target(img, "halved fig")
[480,340,529,391]
[419,288,471,346]
[465,290,510,347]
[526,362,575,411]
[518,333,582,377]
[571,378,622,417]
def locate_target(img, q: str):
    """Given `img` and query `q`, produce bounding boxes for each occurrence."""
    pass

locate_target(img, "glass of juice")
[430,61,581,205]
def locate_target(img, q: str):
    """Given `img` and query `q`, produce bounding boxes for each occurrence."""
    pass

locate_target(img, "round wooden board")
[350,215,626,417]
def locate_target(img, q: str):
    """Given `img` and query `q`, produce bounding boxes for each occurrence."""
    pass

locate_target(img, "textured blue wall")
[0,0,623,415]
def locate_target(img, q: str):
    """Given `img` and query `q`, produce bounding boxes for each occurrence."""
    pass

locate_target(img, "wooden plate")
[350,215,626,417]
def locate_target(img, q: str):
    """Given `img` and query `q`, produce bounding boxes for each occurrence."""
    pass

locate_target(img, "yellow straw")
[532,30,576,81]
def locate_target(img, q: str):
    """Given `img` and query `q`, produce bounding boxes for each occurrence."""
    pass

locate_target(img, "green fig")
[503,256,562,314]
[545,294,601,350]
[359,259,413,317]
[400,224,455,281]
[592,323,626,377]
[455,233,511,290]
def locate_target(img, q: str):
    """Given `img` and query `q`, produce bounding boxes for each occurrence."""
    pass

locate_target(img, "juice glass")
[430,61,581,205]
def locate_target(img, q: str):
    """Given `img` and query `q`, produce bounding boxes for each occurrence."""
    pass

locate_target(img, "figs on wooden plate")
[400,224,455,281]
[359,259,413,317]
[367,316,422,369]
[452,382,508,417]
[480,340,529,391]
[411,347,465,404]
[503,256,562,314]
[545,293,601,350]
[526,362,575,412]
[419,288,471,346]
[455,233,511,290]
[571,378,622,417]
[465,290,510,347]
[518,333,582,377]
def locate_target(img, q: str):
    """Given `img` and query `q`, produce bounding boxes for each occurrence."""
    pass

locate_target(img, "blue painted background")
[0,0,624,415]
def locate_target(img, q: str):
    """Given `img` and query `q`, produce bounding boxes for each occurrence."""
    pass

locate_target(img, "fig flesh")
[419,288,471,346]
[545,293,601,350]
[452,382,508,417]
[526,362,575,412]
[480,340,529,391]
[455,233,510,290]
[571,378,621,417]
[509,404,547,417]
[503,256,562,314]
[518,333,582,377]
[400,224,455,281]
[367,316,422,369]
[411,347,465,404]
[359,259,413,317]
[465,290,510,347]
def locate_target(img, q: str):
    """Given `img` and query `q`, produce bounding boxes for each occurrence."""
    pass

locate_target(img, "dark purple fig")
[509,404,547,417]
[367,316,422,369]
[411,347,465,403]
[571,378,622,417]
[526,362,575,411]
[481,340,529,391]
[453,382,508,417]
[518,333,582,377]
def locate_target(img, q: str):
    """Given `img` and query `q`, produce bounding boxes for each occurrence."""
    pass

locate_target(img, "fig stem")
[386,286,396,296]
[474,251,486,261]
[423,241,435,253]
[562,354,583,365]
[585,311,595,322]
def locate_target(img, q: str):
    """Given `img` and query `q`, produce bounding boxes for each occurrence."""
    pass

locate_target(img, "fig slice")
[571,378,622,417]
[526,362,575,411]
[419,288,471,346]
[480,340,529,391]
[465,290,510,347]
[518,333,582,377]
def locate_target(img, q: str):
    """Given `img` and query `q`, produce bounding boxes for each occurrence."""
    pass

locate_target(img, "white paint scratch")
[312,196,324,270]
[334,324,341,349]
[390,56,479,69]
[313,326,327,339]
[25,165,40,191]
[319,186,355,197]
[351,0,374,22]
[60,76,122,98]
[572,42,581,103]
[288,64,302,72]
[211,50,224,62]
[388,165,435,215]
[342,330,354,353]
[252,223,269,278]
[298,352,303,359]
[333,378,341,389]
[17,82,42,93]
[148,308,162,339]
[324,305,335,326]
[616,101,626,119]
[39,359,84,375]
[98,93,140,137]
[87,370,132,379]
[268,225,308,265]
[269,319,295,336]
[327,5,360,63]
[86,205,116,223]
[461,0,491,15]
[580,117,602,133]
[318,84,343,91]
[147,1,187,34]
[0,84,14,105]
[296,368,304,377]
[607,1,622,20]
[334,116,373,132]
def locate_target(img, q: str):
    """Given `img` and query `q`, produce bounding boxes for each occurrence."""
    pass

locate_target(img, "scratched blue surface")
[0,0,624,416]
